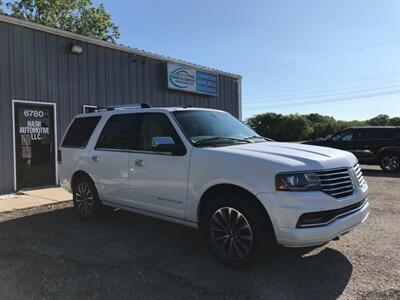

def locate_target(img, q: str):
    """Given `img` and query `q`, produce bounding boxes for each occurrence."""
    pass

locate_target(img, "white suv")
[59,105,369,268]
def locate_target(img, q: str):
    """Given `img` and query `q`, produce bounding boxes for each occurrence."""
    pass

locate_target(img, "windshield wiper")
[194,137,253,146]
[244,135,263,140]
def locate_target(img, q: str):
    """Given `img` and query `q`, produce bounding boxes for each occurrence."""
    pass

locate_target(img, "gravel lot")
[0,165,399,300]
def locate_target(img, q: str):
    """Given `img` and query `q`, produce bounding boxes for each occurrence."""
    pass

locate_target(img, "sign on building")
[167,63,218,96]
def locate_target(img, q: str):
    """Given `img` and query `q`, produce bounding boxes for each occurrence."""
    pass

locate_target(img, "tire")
[201,191,276,269]
[72,175,110,221]
[380,152,400,173]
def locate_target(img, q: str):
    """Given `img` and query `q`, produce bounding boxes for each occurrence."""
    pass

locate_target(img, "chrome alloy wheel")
[210,207,254,260]
[382,155,400,172]
[75,182,94,216]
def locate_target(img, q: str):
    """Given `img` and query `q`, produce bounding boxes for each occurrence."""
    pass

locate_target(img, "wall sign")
[167,63,218,96]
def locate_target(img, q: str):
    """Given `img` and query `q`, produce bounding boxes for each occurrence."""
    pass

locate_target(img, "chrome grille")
[317,168,354,198]
[353,164,367,188]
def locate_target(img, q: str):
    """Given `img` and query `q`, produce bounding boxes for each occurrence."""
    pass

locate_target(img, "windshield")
[173,110,265,146]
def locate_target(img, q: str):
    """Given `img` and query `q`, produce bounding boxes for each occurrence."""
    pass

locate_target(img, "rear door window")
[62,116,101,148]
[96,114,139,150]
[359,129,396,140]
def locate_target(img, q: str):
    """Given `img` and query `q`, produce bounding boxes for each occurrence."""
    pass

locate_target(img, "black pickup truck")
[303,126,400,172]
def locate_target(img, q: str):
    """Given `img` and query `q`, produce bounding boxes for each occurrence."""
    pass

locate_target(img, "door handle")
[134,159,144,167]
[91,155,98,162]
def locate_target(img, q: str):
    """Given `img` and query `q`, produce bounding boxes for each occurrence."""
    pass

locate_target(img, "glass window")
[137,113,182,152]
[359,128,396,140]
[96,114,138,150]
[332,130,354,142]
[173,110,264,146]
[62,116,101,148]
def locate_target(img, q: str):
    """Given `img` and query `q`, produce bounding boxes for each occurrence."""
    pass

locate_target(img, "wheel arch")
[377,146,400,158]
[197,183,273,228]
[71,170,95,191]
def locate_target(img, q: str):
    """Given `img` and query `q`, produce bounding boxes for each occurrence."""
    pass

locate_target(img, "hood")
[213,142,357,171]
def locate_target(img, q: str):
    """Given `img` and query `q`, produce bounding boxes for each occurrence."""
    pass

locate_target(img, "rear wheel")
[202,191,275,269]
[72,176,109,221]
[380,152,400,173]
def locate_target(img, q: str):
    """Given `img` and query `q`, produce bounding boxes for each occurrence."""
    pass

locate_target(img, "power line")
[241,38,400,72]
[246,83,400,103]
[243,79,400,103]
[245,89,400,110]
[244,72,400,98]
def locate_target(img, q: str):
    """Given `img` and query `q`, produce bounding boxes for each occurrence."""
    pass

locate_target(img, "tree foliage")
[247,113,313,142]
[5,0,120,42]
[247,112,400,142]
[366,114,390,126]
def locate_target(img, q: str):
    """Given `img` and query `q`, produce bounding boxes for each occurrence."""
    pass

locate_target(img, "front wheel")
[380,153,400,173]
[202,192,275,269]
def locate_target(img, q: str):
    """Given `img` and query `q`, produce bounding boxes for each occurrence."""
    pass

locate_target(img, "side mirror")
[151,136,185,155]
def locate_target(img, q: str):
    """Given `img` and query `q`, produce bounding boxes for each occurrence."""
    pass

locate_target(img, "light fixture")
[70,44,83,55]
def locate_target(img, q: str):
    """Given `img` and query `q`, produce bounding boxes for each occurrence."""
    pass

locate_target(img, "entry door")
[14,101,56,190]
[129,113,190,219]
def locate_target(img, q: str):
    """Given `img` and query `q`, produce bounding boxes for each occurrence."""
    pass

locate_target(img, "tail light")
[57,149,62,164]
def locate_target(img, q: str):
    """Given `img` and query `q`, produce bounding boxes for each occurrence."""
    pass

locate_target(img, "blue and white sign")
[167,63,218,96]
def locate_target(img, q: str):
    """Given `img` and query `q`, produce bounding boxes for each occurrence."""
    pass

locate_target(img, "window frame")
[61,116,101,149]
[134,112,187,156]
[332,129,355,142]
[171,110,260,147]
[94,112,187,156]
[358,128,397,140]
[94,113,139,152]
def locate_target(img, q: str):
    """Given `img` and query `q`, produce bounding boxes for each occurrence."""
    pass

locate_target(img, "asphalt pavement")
[0,165,399,299]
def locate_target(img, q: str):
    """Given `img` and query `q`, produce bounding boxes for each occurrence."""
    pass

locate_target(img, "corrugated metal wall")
[0,21,240,194]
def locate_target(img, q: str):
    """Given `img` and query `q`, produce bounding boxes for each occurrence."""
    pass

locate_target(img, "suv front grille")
[317,168,354,198]
[353,164,367,188]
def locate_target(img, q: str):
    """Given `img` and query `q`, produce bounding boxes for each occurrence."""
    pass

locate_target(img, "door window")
[96,114,139,150]
[137,113,183,153]
[359,129,396,140]
[332,130,354,142]
[62,116,101,148]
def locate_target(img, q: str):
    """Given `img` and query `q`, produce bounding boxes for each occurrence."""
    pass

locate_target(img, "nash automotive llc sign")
[167,63,218,96]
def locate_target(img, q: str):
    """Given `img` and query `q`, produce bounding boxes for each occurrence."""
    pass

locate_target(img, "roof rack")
[95,103,151,112]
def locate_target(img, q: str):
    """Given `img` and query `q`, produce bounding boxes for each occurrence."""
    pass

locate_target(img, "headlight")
[275,172,320,191]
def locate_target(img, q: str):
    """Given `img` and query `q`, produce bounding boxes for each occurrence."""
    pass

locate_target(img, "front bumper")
[257,184,369,247]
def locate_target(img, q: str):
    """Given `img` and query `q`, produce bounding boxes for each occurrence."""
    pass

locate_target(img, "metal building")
[0,14,242,195]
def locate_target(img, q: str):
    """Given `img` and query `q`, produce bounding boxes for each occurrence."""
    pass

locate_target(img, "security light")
[70,44,83,55]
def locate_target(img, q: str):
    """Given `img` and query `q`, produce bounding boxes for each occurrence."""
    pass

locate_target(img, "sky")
[94,0,400,120]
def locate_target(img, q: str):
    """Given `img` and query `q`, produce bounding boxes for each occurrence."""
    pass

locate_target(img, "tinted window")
[62,116,101,148]
[96,114,139,150]
[359,128,396,140]
[137,113,182,152]
[173,110,262,144]
[332,130,354,142]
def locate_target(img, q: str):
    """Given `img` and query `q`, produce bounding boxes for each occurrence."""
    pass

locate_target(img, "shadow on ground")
[0,206,352,299]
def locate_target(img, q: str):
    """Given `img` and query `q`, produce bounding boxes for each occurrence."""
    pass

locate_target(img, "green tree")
[367,114,390,126]
[247,113,313,142]
[389,117,400,126]
[0,0,4,13]
[6,0,120,42]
